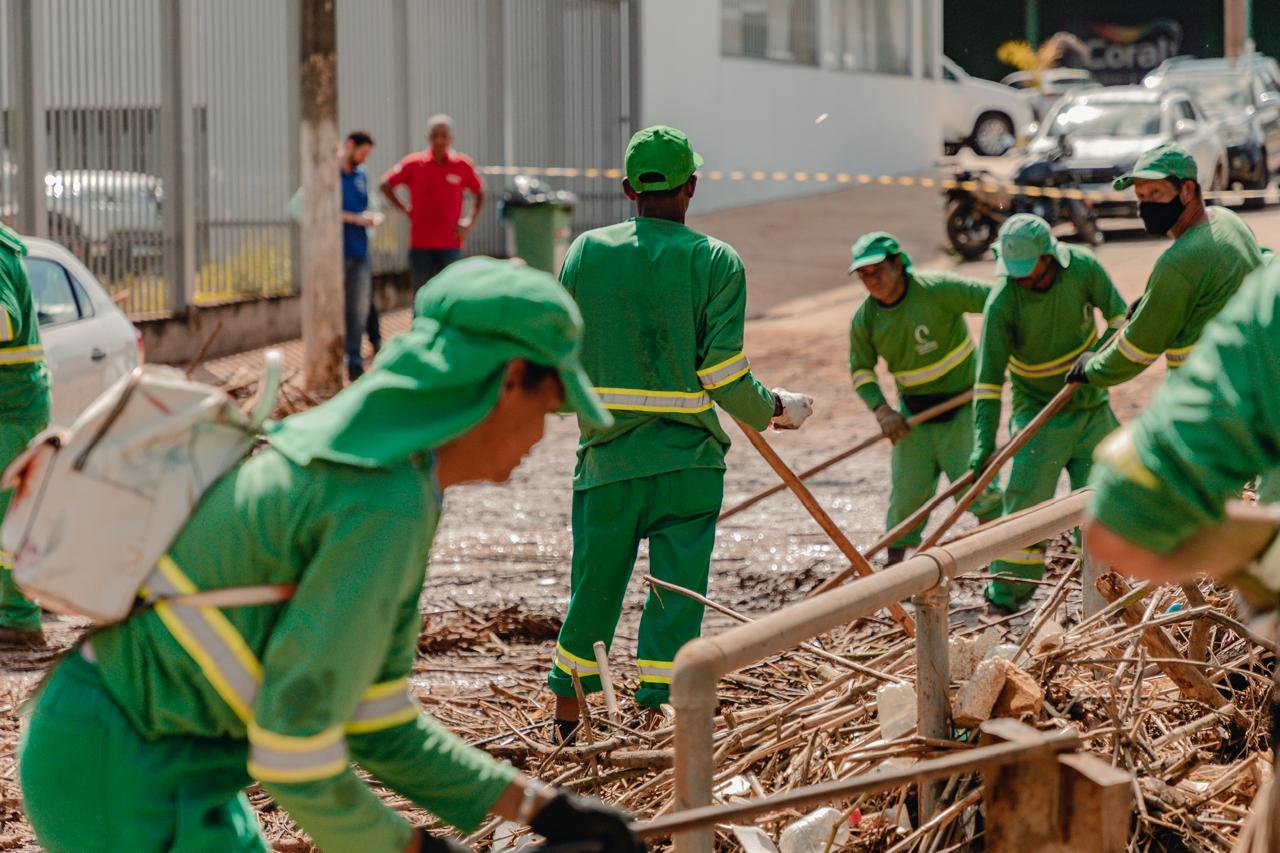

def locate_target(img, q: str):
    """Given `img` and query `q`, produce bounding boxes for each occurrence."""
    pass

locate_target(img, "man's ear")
[622,179,638,201]
[1181,180,1200,205]
[503,358,528,389]
[684,175,698,199]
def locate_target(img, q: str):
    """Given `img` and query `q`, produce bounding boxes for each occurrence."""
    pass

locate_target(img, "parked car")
[45,171,165,275]
[1148,53,1280,95]
[21,236,142,425]
[1144,58,1280,206]
[1000,68,1098,121]
[941,57,1036,157]
[1025,85,1228,219]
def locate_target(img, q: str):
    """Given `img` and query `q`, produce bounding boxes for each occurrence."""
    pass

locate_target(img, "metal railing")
[667,490,1091,852]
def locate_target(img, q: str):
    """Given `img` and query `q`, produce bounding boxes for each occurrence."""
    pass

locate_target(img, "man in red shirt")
[381,114,486,287]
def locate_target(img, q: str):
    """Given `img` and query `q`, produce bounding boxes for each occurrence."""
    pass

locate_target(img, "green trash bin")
[502,175,577,274]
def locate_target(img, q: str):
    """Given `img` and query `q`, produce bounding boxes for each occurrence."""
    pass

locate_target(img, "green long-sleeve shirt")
[1086,206,1262,386]
[848,270,992,412]
[1090,262,1280,554]
[91,447,516,852]
[973,244,1126,460]
[0,225,51,424]
[560,217,776,490]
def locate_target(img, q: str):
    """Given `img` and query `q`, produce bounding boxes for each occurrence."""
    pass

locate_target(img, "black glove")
[418,830,473,852]
[530,792,645,853]
[1065,353,1092,385]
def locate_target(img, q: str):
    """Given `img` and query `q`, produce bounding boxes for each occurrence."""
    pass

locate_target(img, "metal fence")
[1,0,636,318]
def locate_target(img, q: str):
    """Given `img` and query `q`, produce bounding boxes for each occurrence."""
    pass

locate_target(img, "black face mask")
[1139,196,1185,235]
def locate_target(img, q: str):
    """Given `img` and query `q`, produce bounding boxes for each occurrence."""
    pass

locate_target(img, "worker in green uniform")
[1067,142,1262,387]
[846,232,1002,565]
[0,224,51,646]
[1086,262,1280,853]
[972,214,1127,611]
[547,125,814,738]
[20,258,642,853]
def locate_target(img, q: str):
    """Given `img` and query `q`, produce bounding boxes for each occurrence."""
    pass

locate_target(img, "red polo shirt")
[383,150,483,250]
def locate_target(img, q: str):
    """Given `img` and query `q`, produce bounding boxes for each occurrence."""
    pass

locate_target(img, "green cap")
[848,231,912,274]
[995,213,1070,278]
[1112,142,1198,190]
[270,257,610,468]
[625,125,703,192]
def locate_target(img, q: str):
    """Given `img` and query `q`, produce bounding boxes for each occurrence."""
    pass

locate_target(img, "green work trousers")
[987,403,1120,609]
[886,408,1003,550]
[21,652,268,852]
[1,419,46,631]
[549,467,723,710]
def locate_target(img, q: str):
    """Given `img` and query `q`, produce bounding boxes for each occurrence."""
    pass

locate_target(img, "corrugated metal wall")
[2,0,634,316]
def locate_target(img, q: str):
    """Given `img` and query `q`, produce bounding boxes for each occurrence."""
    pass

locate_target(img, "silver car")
[20,236,142,425]
[1026,85,1229,219]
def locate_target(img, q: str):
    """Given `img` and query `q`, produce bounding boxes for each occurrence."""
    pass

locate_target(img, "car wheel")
[1245,153,1269,209]
[970,112,1015,157]
[945,199,997,260]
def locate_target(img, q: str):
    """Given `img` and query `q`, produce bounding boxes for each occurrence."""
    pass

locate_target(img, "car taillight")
[134,327,145,364]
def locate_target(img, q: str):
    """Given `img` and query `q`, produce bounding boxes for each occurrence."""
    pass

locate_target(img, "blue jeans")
[408,248,462,289]
[343,257,381,370]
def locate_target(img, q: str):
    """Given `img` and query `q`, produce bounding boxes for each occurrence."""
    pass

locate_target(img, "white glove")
[770,388,814,430]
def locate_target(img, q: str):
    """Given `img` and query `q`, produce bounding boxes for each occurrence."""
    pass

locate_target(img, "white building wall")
[639,0,944,211]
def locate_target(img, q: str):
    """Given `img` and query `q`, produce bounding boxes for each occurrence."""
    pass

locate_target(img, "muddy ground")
[2,190,1279,850]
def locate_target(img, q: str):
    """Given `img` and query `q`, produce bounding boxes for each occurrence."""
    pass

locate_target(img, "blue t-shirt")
[341,166,369,260]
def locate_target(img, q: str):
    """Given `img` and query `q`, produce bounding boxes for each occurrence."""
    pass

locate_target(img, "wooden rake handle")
[720,391,973,522]
[734,419,916,637]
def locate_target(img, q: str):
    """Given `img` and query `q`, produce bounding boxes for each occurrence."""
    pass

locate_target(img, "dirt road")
[1,196,1277,849]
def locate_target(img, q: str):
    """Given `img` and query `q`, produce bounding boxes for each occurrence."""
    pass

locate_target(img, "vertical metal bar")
[1024,0,1039,49]
[159,0,195,315]
[285,0,302,293]
[912,581,951,821]
[627,0,642,136]
[909,0,923,79]
[12,0,48,237]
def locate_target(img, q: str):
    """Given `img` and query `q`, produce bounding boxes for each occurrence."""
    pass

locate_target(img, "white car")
[20,236,141,425]
[941,57,1037,156]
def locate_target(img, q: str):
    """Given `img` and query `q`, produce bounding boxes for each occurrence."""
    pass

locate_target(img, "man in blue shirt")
[342,130,383,381]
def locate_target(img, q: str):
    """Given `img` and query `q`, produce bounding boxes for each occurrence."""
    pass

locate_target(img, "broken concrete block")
[1032,620,1065,654]
[992,663,1044,719]
[952,657,1010,728]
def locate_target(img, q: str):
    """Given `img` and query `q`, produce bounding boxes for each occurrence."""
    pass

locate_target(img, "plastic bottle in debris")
[875,682,917,740]
[778,807,851,853]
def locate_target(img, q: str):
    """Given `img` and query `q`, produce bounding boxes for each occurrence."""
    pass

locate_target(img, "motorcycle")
[944,138,1102,261]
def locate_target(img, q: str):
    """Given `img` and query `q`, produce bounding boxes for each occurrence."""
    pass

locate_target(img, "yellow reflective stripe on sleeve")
[1008,332,1096,379]
[146,556,264,723]
[1107,314,1126,330]
[248,723,349,783]
[636,658,673,684]
[593,387,713,413]
[1115,333,1159,366]
[0,344,44,365]
[1094,426,1159,490]
[553,643,599,677]
[0,311,12,343]
[891,339,974,388]
[697,353,751,390]
[998,547,1045,566]
[346,678,419,734]
[974,382,1002,402]
[1165,344,1195,367]
[851,369,878,390]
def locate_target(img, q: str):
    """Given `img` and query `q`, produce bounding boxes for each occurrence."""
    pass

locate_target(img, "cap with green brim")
[269,257,610,468]
[848,231,913,274]
[1113,141,1198,190]
[625,125,704,192]
[994,213,1071,278]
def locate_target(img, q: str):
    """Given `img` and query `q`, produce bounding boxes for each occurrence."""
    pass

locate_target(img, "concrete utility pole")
[299,0,343,391]
[1225,0,1247,59]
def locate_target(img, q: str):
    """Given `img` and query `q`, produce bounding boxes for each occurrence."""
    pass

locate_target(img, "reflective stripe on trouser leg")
[634,468,724,710]
[0,419,46,631]
[548,478,645,699]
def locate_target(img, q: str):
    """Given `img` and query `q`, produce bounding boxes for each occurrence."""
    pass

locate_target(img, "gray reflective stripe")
[593,389,712,412]
[249,736,349,781]
[891,339,974,388]
[0,345,44,364]
[349,690,415,726]
[553,643,599,676]
[697,354,750,389]
[145,565,261,721]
